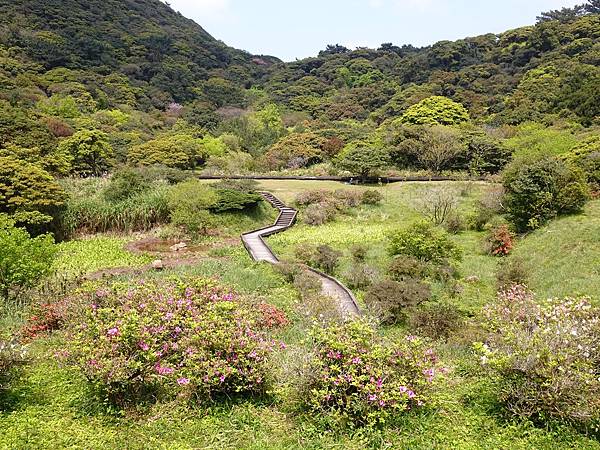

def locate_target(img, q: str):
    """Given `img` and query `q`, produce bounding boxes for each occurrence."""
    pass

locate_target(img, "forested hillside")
[0,0,599,233]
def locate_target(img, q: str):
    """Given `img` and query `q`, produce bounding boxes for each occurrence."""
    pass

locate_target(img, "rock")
[465,275,480,283]
[151,259,164,270]
[169,242,187,252]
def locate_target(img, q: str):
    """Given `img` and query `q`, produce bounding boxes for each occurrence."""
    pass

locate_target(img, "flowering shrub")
[67,278,282,406]
[21,300,68,340]
[0,339,28,390]
[477,285,600,427]
[302,319,444,428]
[485,224,514,256]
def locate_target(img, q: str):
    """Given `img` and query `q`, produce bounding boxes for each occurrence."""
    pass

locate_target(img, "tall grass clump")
[59,186,170,236]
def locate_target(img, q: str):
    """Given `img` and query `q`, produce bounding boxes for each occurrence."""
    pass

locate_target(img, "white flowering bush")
[476,285,600,427]
[0,339,28,390]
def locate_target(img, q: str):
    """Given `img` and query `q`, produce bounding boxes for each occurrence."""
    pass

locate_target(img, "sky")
[166,0,582,61]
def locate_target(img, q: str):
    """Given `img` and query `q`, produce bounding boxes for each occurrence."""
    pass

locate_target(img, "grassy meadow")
[1,180,600,449]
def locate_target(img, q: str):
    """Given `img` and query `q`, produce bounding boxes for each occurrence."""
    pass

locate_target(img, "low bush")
[300,319,444,428]
[496,257,530,290]
[67,278,281,406]
[502,157,590,231]
[349,244,368,262]
[361,189,383,205]
[0,338,28,391]
[388,221,461,263]
[469,186,504,231]
[365,279,431,325]
[485,224,514,256]
[408,302,464,341]
[0,216,57,304]
[333,189,362,208]
[295,189,331,206]
[168,180,218,236]
[314,245,342,275]
[477,286,600,427]
[293,271,322,298]
[303,203,336,226]
[443,213,464,234]
[344,263,377,290]
[418,188,456,226]
[211,189,262,213]
[388,256,428,282]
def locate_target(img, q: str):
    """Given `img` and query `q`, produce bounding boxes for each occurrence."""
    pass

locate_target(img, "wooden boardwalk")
[242,192,360,317]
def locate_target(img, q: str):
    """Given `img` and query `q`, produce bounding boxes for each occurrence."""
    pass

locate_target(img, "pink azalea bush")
[303,319,445,428]
[67,278,283,405]
[477,285,600,427]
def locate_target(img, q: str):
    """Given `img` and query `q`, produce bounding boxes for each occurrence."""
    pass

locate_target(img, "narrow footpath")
[242,192,360,317]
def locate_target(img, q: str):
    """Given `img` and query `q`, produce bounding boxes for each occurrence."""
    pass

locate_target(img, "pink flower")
[351,356,362,364]
[399,386,408,393]
[368,394,377,401]
[177,377,190,386]
[155,365,174,375]
[107,327,119,337]
[139,341,150,351]
[219,375,226,383]
[407,390,416,399]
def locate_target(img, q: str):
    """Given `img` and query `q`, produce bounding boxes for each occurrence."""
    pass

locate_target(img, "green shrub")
[303,203,337,226]
[365,279,431,325]
[361,189,383,205]
[104,168,152,203]
[167,180,218,235]
[388,256,428,282]
[408,302,464,341]
[343,263,377,290]
[211,189,262,213]
[0,217,57,303]
[67,278,279,406]
[477,286,600,427]
[313,245,342,275]
[301,319,444,428]
[388,221,461,262]
[293,271,322,298]
[0,156,66,230]
[349,244,368,262]
[496,257,530,290]
[443,213,464,234]
[502,157,590,231]
[400,96,470,126]
[562,136,600,190]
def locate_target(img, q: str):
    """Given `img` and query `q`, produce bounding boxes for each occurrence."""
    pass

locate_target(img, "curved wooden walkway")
[242,192,361,318]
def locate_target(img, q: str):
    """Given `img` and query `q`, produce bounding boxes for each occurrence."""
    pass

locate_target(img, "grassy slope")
[511,200,600,302]
[2,181,600,449]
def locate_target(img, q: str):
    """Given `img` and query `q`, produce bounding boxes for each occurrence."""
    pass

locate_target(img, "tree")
[128,134,224,170]
[0,216,57,303]
[502,157,590,231]
[57,130,114,176]
[0,156,66,228]
[417,126,466,173]
[336,146,391,181]
[400,96,470,126]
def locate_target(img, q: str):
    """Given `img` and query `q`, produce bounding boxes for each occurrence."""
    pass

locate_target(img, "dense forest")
[0,0,599,233]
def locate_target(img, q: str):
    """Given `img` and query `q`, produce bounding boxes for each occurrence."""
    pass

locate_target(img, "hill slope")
[0,0,278,104]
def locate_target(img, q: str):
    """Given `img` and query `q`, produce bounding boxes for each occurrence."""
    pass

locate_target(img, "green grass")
[52,236,153,276]
[511,200,600,302]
